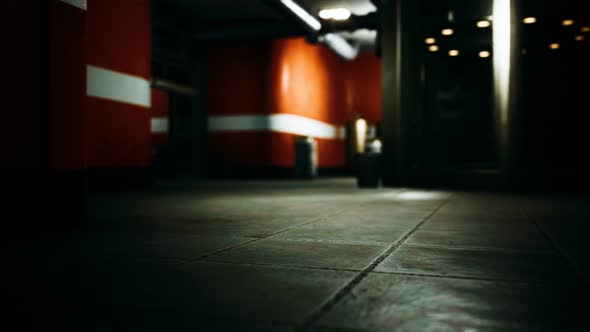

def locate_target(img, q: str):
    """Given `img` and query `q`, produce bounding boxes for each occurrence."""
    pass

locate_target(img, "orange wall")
[207,37,381,169]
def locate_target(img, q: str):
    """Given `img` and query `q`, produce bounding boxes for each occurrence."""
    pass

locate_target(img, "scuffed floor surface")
[6,178,590,331]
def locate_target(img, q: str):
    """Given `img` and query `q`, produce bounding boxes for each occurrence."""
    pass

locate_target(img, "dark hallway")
[7,0,590,330]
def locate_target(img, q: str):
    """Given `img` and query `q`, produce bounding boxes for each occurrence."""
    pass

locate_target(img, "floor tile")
[375,244,573,281]
[316,273,585,331]
[205,238,387,270]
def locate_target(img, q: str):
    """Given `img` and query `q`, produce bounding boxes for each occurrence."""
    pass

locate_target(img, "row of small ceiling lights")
[425,17,590,56]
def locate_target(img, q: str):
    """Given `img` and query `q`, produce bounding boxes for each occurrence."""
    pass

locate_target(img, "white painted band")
[208,114,346,140]
[87,65,151,108]
[59,0,87,10]
[151,118,168,134]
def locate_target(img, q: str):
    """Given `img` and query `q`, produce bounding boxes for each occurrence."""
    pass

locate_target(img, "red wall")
[85,0,151,167]
[207,37,381,169]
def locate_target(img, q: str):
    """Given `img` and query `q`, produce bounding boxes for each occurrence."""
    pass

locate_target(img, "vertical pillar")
[85,0,152,189]
[492,0,522,185]
[380,0,424,186]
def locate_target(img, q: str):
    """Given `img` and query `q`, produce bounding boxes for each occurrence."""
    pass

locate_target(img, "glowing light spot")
[549,43,560,50]
[319,8,351,21]
[428,45,439,52]
[477,20,491,28]
[575,35,585,41]
[425,37,436,44]
[523,17,537,24]
[562,19,574,26]
[441,29,454,36]
[479,51,491,58]
[449,49,459,56]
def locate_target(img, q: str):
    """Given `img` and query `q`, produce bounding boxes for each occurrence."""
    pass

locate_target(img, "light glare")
[428,45,439,52]
[575,35,585,41]
[318,8,351,21]
[479,51,491,58]
[523,17,537,24]
[442,29,454,36]
[449,49,459,56]
[581,26,590,33]
[562,19,574,26]
[425,37,436,44]
[477,20,491,28]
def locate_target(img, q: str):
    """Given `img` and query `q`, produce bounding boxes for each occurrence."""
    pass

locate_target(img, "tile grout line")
[298,194,453,330]
[520,206,588,283]
[182,196,391,264]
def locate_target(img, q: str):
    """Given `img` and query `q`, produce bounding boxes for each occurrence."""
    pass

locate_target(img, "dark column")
[380,0,424,186]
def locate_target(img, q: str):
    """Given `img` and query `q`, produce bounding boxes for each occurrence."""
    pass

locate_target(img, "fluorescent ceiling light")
[319,8,351,21]
[280,0,322,31]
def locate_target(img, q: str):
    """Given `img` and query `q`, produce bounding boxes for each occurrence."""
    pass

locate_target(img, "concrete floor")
[7,178,590,331]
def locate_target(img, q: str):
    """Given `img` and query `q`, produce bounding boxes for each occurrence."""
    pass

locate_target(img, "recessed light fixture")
[581,26,590,33]
[428,45,439,52]
[562,19,575,26]
[425,37,436,44]
[318,8,351,21]
[549,43,560,50]
[523,17,537,24]
[449,49,459,56]
[477,20,491,28]
[575,35,585,41]
[479,51,491,58]
[442,29,454,36]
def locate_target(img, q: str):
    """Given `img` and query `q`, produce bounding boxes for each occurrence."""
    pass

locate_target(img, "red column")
[85,0,151,187]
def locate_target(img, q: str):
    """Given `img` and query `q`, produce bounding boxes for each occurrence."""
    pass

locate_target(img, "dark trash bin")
[357,151,382,188]
[294,137,317,178]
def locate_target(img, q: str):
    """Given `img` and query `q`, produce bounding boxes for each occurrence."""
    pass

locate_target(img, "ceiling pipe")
[275,0,361,60]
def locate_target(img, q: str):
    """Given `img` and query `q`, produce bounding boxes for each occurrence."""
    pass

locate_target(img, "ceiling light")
[523,17,537,24]
[562,19,574,26]
[549,43,560,50]
[280,0,322,31]
[425,37,436,44]
[318,8,351,21]
[449,49,459,56]
[581,26,590,33]
[575,35,585,41]
[441,29,454,36]
[428,45,439,52]
[477,20,491,28]
[479,51,491,58]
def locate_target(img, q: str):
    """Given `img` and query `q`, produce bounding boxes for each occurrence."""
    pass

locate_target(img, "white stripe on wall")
[87,65,151,108]
[59,0,87,10]
[208,114,346,140]
[151,118,168,134]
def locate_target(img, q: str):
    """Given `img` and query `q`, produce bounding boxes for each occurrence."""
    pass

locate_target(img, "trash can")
[357,139,382,188]
[294,137,317,178]
[357,153,381,188]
